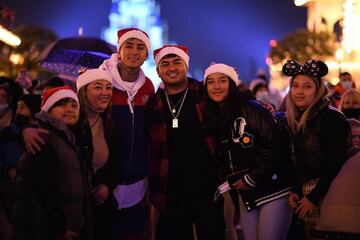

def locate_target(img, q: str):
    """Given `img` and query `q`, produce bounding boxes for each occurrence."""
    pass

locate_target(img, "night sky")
[8,0,307,82]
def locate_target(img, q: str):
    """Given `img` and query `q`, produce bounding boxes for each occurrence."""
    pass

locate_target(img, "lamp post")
[0,24,21,47]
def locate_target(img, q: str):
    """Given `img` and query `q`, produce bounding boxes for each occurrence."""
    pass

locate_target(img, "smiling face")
[206,72,230,107]
[49,99,79,126]
[118,38,147,69]
[291,75,317,110]
[157,55,188,88]
[86,80,112,112]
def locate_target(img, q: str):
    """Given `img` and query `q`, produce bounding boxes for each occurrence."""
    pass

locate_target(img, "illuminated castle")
[269,0,360,92]
[299,0,360,85]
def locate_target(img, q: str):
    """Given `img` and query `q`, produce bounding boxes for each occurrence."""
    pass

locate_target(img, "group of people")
[0,27,359,240]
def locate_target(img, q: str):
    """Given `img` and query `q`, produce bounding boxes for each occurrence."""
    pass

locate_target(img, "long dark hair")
[204,77,253,133]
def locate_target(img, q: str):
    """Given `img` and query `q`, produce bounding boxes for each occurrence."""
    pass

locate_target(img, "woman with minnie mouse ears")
[204,62,294,240]
[283,60,352,240]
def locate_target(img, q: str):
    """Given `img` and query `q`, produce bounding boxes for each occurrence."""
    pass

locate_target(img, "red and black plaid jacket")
[146,78,216,213]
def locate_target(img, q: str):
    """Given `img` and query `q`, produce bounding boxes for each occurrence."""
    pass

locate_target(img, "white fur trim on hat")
[42,89,79,112]
[204,63,240,86]
[154,46,190,67]
[118,30,151,53]
[76,69,113,92]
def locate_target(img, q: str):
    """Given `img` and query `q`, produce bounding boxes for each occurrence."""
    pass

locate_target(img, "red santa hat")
[153,45,190,67]
[117,27,150,53]
[41,85,79,112]
[204,63,241,86]
[76,68,112,92]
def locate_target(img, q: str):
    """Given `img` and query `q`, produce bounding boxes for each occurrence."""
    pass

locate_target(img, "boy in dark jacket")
[13,86,92,240]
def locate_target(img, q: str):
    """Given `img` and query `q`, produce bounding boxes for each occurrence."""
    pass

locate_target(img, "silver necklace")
[166,90,187,114]
[165,88,188,128]
[89,115,101,129]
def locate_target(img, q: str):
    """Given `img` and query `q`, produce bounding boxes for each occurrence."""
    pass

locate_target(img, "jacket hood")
[35,111,76,144]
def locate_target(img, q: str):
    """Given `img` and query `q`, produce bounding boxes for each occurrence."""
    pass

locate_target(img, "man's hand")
[91,184,110,205]
[23,127,48,154]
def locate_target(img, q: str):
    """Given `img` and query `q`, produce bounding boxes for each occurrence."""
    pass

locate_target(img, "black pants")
[157,192,225,240]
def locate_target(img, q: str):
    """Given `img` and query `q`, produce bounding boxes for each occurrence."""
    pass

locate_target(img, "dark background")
[8,0,307,82]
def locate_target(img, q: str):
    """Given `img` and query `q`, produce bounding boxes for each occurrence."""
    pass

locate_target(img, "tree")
[269,29,336,65]
[13,25,58,69]
[0,25,58,78]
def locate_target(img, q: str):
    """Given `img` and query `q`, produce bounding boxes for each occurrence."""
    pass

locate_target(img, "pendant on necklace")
[172,118,178,128]
[172,108,176,114]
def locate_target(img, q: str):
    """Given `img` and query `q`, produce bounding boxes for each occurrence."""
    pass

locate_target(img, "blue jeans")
[238,195,292,240]
[223,191,238,240]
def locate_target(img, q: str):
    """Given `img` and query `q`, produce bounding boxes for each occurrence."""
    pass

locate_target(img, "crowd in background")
[0,27,359,240]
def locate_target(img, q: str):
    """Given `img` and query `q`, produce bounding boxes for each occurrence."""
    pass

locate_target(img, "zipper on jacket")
[123,105,135,184]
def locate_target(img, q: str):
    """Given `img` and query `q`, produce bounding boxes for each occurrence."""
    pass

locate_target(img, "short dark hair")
[43,76,65,89]
[161,54,179,60]
[49,98,77,111]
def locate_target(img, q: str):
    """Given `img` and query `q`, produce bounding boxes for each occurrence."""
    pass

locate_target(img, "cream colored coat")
[315,150,360,234]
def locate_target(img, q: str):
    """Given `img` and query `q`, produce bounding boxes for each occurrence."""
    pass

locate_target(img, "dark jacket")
[290,99,352,204]
[0,124,23,186]
[211,90,294,211]
[74,116,121,205]
[74,114,121,240]
[13,112,92,240]
[111,77,154,185]
[147,78,217,213]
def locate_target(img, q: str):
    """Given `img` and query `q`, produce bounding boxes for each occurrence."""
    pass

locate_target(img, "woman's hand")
[295,197,316,219]
[232,179,250,190]
[288,192,300,209]
[258,100,275,113]
[91,184,110,205]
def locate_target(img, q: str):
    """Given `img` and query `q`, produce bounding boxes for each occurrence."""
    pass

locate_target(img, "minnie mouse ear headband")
[282,59,328,87]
